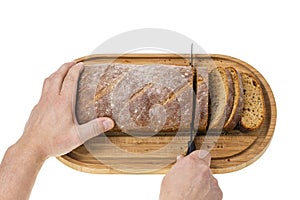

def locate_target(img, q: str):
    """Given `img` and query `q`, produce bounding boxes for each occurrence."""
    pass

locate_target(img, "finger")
[188,167,212,198]
[203,189,223,200]
[44,62,77,94]
[77,117,114,143]
[189,150,211,166]
[55,61,77,77]
[60,62,84,97]
[198,150,211,166]
[203,177,223,200]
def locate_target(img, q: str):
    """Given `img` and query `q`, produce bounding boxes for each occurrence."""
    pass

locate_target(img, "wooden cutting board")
[57,54,276,174]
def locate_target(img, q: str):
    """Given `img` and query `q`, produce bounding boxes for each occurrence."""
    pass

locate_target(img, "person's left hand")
[18,62,114,159]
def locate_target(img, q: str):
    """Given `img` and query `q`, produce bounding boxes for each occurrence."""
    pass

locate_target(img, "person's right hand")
[159,150,222,200]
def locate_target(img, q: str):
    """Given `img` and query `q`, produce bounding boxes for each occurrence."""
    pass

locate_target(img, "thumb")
[198,150,211,166]
[189,150,211,166]
[77,117,114,143]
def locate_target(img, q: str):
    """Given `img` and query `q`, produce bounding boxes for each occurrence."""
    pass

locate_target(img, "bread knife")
[186,43,197,155]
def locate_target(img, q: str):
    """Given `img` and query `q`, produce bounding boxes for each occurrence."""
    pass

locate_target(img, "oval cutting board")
[57,54,276,174]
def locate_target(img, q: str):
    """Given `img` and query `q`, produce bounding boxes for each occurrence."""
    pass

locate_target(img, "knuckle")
[216,188,223,200]
[52,71,62,78]
[210,177,223,200]
[62,62,71,66]
[61,62,74,69]
[161,176,167,184]
[186,154,198,163]
[43,77,52,88]
[44,77,51,83]
[198,164,211,177]
[45,71,61,83]
[201,163,210,172]
[211,177,219,187]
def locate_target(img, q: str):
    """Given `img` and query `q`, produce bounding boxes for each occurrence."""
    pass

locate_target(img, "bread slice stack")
[207,66,265,133]
[224,67,244,131]
[208,67,233,131]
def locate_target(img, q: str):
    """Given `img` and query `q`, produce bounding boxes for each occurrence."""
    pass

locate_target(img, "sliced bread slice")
[240,72,265,131]
[208,67,233,131]
[224,67,244,131]
[195,67,209,133]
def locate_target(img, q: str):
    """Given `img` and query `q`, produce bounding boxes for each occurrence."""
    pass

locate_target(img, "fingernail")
[103,119,114,130]
[76,62,83,67]
[177,155,182,160]
[198,150,209,159]
[76,62,84,72]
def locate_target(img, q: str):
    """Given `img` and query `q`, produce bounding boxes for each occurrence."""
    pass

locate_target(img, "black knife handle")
[186,140,196,155]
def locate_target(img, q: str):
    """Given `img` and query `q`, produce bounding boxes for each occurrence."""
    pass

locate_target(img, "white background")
[0,0,299,199]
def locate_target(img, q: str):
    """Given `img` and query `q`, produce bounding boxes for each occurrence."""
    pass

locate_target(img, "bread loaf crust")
[76,63,195,134]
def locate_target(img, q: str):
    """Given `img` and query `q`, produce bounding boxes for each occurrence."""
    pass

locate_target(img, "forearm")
[0,62,114,200]
[0,141,46,200]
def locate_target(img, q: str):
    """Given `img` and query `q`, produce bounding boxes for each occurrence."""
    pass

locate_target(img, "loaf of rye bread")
[76,63,264,134]
[76,63,209,133]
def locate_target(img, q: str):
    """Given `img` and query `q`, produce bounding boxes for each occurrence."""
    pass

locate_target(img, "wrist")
[10,137,48,163]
